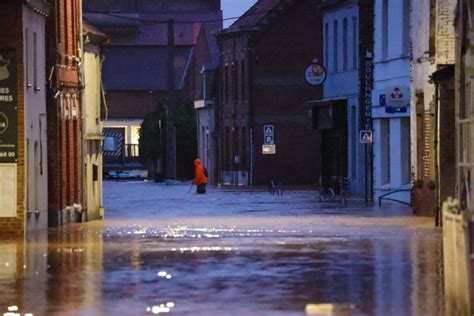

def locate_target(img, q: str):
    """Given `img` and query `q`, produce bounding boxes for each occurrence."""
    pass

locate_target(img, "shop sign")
[359,50,374,131]
[305,58,327,86]
[383,85,409,113]
[0,51,17,163]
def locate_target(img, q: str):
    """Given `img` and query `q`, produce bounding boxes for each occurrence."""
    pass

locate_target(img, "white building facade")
[83,21,108,221]
[372,0,411,203]
[320,0,365,196]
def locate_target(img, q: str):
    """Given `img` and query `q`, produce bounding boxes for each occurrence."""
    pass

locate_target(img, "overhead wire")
[84,9,254,25]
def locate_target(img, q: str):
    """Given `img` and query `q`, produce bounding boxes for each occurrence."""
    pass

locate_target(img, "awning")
[305,97,348,107]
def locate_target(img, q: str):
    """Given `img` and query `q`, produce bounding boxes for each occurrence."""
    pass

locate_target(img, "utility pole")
[166,19,177,179]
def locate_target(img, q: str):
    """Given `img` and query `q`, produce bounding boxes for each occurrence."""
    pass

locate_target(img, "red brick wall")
[251,0,323,185]
[46,0,83,225]
[0,1,26,237]
[412,186,437,216]
[217,0,324,185]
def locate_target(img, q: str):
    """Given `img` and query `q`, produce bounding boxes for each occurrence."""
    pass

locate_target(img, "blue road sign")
[264,125,274,135]
[360,130,373,144]
[264,135,274,145]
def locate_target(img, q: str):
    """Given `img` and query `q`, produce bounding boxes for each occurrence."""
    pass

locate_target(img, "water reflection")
[0,220,443,315]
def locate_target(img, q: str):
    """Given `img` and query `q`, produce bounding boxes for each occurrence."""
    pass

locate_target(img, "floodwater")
[0,182,443,315]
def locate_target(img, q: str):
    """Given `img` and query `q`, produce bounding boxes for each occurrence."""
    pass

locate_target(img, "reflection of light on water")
[305,303,355,315]
[146,302,175,314]
[157,271,172,279]
[171,246,236,253]
[56,248,84,253]
[2,306,34,316]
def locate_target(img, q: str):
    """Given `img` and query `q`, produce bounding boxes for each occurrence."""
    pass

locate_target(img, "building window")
[382,0,389,60]
[402,0,410,56]
[241,60,245,101]
[343,18,348,71]
[333,20,338,72]
[224,65,228,103]
[25,29,31,88]
[380,119,390,184]
[324,23,329,69]
[352,17,358,69]
[233,61,238,102]
[401,118,411,184]
[33,32,38,91]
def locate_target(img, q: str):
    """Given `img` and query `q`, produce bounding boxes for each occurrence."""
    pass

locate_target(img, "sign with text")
[262,145,276,155]
[264,135,274,145]
[0,51,17,163]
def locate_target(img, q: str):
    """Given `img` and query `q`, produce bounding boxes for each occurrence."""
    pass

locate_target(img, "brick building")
[410,0,457,218]
[216,0,323,186]
[83,0,222,178]
[0,0,50,237]
[45,0,84,226]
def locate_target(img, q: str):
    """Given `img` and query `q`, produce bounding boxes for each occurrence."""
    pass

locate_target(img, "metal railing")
[378,189,412,207]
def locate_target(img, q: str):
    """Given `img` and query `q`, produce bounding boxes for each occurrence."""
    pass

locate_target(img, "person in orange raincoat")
[193,159,208,194]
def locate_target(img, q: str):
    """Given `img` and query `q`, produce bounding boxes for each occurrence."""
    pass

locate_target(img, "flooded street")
[0,182,443,315]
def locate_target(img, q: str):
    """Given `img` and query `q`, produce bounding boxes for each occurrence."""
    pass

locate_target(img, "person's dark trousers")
[196,184,206,194]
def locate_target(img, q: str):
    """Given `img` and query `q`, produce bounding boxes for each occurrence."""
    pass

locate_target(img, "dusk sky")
[222,0,257,27]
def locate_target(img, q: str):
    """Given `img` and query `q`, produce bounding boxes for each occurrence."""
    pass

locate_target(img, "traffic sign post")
[264,135,274,145]
[264,125,274,135]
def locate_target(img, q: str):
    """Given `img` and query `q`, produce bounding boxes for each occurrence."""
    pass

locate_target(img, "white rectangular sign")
[262,145,276,155]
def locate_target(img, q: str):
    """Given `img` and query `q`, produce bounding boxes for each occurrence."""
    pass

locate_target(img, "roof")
[229,0,280,29]
[102,46,193,91]
[83,19,110,44]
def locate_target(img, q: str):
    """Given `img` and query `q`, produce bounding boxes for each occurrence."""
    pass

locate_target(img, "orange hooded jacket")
[193,159,208,185]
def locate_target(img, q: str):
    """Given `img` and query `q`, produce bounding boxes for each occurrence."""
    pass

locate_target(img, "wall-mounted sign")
[359,50,374,131]
[264,125,274,135]
[264,125,275,145]
[264,135,274,145]
[0,51,18,163]
[262,145,276,155]
[305,58,327,86]
[360,130,373,144]
[383,85,409,113]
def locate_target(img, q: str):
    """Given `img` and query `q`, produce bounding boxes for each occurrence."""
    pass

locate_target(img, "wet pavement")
[0,181,443,315]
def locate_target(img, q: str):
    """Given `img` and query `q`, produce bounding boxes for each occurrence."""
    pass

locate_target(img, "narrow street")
[0,182,442,316]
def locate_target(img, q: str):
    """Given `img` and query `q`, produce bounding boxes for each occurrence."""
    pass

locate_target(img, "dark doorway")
[319,100,348,194]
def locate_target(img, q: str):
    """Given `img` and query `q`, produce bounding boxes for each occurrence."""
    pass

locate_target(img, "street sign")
[262,145,276,155]
[264,125,274,135]
[264,135,274,145]
[360,130,373,144]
